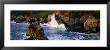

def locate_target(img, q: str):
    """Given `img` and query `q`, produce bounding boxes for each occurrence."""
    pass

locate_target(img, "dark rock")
[26,23,48,40]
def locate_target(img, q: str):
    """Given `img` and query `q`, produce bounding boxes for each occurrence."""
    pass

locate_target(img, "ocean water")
[40,23,100,40]
[11,22,30,40]
[11,22,100,40]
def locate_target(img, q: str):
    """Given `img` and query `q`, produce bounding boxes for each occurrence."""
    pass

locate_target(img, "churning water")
[11,14,100,40]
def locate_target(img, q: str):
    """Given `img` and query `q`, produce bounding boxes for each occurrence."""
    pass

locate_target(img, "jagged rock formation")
[26,23,48,40]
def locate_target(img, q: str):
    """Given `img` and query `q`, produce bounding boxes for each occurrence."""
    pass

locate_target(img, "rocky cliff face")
[63,15,99,33]
[84,15,99,33]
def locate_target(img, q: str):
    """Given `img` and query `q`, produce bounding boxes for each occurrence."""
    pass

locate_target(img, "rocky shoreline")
[11,11,100,40]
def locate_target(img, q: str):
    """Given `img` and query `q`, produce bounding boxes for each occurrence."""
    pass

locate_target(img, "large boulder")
[84,15,98,33]
[26,23,48,40]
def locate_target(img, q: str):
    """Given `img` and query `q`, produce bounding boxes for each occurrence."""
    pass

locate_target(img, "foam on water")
[40,24,99,40]
[11,21,30,40]
[11,22,100,40]
[11,20,16,23]
[11,15,100,40]
[48,14,58,28]
[39,14,100,40]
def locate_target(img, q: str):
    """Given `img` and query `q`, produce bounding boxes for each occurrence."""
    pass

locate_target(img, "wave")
[41,23,100,40]
[11,22,100,40]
